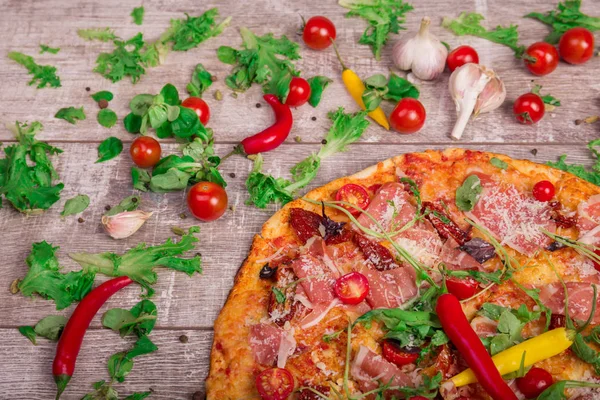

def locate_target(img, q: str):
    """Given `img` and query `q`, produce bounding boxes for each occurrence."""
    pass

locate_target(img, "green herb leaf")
[102,299,157,337]
[33,315,67,341]
[55,106,86,125]
[91,91,114,102]
[532,85,561,107]
[163,8,231,52]
[538,380,600,400]
[160,83,180,106]
[77,27,117,42]
[61,194,90,217]
[455,174,482,211]
[525,0,600,44]
[171,106,202,138]
[131,167,150,192]
[8,51,61,88]
[96,137,123,163]
[548,139,600,186]
[40,44,60,54]
[385,73,419,101]
[245,154,293,208]
[362,73,418,112]
[490,157,508,170]
[307,76,332,107]
[104,195,140,216]
[108,336,158,383]
[272,287,286,303]
[19,326,37,345]
[131,6,145,25]
[124,113,143,133]
[129,94,155,116]
[97,109,118,128]
[95,33,146,83]
[187,63,213,97]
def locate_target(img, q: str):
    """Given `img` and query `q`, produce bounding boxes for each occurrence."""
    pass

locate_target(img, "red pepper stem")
[219,144,246,164]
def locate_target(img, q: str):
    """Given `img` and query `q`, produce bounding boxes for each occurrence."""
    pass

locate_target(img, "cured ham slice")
[291,255,336,305]
[351,345,414,394]
[357,182,414,234]
[439,238,481,270]
[249,324,296,367]
[539,282,600,323]
[394,223,443,267]
[465,181,555,256]
[470,315,498,337]
[359,265,417,309]
[577,195,600,244]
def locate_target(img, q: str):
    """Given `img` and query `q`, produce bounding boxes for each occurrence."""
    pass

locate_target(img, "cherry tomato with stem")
[130,136,161,168]
[446,277,479,300]
[513,93,545,124]
[532,180,555,202]
[181,97,210,125]
[382,340,419,367]
[335,183,370,215]
[334,272,370,305]
[523,42,559,76]
[390,98,426,134]
[255,367,294,400]
[187,182,228,222]
[559,27,595,65]
[516,367,553,398]
[302,16,336,50]
[285,77,311,107]
[447,45,479,72]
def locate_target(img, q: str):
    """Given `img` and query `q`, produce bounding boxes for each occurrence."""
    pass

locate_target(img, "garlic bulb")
[102,210,153,239]
[392,17,448,81]
[449,63,506,140]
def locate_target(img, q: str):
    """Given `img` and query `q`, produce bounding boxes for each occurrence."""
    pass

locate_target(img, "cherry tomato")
[513,93,545,124]
[334,272,370,305]
[446,277,479,300]
[285,77,311,107]
[181,97,210,125]
[516,367,553,399]
[382,340,419,367]
[524,42,559,76]
[255,367,294,400]
[559,27,595,65]
[130,136,161,168]
[447,45,479,72]
[187,182,228,222]
[335,183,370,215]
[390,98,426,134]
[302,16,336,50]
[532,180,555,202]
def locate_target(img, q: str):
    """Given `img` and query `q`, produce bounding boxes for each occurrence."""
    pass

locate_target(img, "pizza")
[206,148,600,400]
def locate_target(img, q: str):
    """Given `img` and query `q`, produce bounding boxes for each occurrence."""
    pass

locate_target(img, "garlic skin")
[102,210,153,239]
[449,63,506,140]
[392,17,448,81]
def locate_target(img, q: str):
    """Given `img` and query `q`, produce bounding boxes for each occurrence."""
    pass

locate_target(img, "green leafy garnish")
[245,154,294,208]
[490,157,508,170]
[532,85,561,108]
[307,76,332,107]
[131,6,144,25]
[61,194,90,217]
[102,300,157,338]
[162,9,231,52]
[20,315,67,344]
[478,303,541,355]
[8,51,61,88]
[96,137,123,163]
[91,91,114,102]
[104,195,140,216]
[339,0,414,60]
[55,106,86,124]
[108,335,158,383]
[95,33,147,83]
[442,12,525,57]
[131,168,150,192]
[525,0,600,44]
[218,27,301,101]
[187,63,213,97]
[0,121,64,213]
[547,139,600,186]
[18,326,37,345]
[82,381,150,400]
[40,44,60,54]
[362,73,419,112]
[78,28,117,42]
[272,287,286,304]
[537,380,600,400]
[455,174,482,211]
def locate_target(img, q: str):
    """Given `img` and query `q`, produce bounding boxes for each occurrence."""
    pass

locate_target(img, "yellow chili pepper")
[331,41,389,130]
[451,327,574,387]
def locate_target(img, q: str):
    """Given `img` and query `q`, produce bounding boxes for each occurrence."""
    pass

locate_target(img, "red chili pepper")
[436,293,517,400]
[240,94,293,154]
[53,277,133,399]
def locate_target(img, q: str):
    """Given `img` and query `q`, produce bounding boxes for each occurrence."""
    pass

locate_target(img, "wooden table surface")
[1,0,599,398]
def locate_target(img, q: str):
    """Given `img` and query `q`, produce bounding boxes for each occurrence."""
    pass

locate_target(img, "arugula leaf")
[163,9,231,52]
[131,6,144,25]
[218,27,301,101]
[95,33,147,83]
[61,194,90,217]
[96,137,123,163]
[131,167,150,192]
[40,44,60,54]
[479,303,541,354]
[108,336,158,383]
[82,380,151,400]
[339,0,414,60]
[490,157,508,170]
[547,139,600,186]
[307,76,332,107]
[68,227,202,296]
[0,121,64,213]
[8,51,61,88]
[362,73,419,112]
[187,63,213,97]
[538,380,600,400]
[91,91,114,102]
[55,107,86,124]
[77,27,117,42]
[442,12,525,57]
[455,174,482,211]
[102,300,157,338]
[19,326,37,345]
[105,195,140,216]
[525,0,600,44]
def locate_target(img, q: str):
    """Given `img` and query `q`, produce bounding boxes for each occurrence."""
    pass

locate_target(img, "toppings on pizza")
[539,282,600,323]
[353,233,399,271]
[249,324,296,367]
[333,272,370,304]
[359,264,417,309]
[350,345,414,393]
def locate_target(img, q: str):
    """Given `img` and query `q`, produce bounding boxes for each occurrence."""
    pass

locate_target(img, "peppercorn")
[321,139,328,145]
[229,172,236,178]
[98,99,109,109]
[78,217,85,223]
[311,116,317,121]
[85,87,91,92]
[179,335,189,343]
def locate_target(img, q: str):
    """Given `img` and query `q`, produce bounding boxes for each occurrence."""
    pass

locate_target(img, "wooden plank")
[0,0,598,144]
[1,142,597,329]
[0,328,212,400]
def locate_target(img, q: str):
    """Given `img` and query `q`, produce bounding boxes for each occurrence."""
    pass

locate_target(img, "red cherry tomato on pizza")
[382,340,419,366]
[513,93,545,124]
[334,272,369,305]
[390,98,426,134]
[130,136,161,168]
[187,182,228,222]
[336,183,370,215]
[559,27,595,65]
[285,77,311,107]
[532,180,555,202]
[516,367,553,398]
[524,42,559,76]
[182,97,210,125]
[446,277,479,300]
[302,16,336,50]
[255,367,294,400]
[447,45,479,72]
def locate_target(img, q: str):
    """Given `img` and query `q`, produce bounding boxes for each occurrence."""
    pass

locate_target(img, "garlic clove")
[474,72,506,116]
[102,210,153,239]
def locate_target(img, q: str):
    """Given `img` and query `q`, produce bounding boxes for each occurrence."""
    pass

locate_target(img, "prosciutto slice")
[249,324,296,367]
[439,238,481,270]
[291,255,336,305]
[539,282,600,323]
[577,195,600,244]
[351,345,414,394]
[359,265,417,309]
[357,183,414,234]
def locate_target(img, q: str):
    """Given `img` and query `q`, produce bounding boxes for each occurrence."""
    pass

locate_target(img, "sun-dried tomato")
[422,201,469,246]
[267,265,300,326]
[548,201,577,228]
[549,313,566,330]
[353,233,399,271]
[325,226,354,245]
[289,208,322,244]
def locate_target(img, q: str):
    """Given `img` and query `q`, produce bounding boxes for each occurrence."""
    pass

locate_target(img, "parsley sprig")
[526,0,600,44]
[8,52,61,88]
